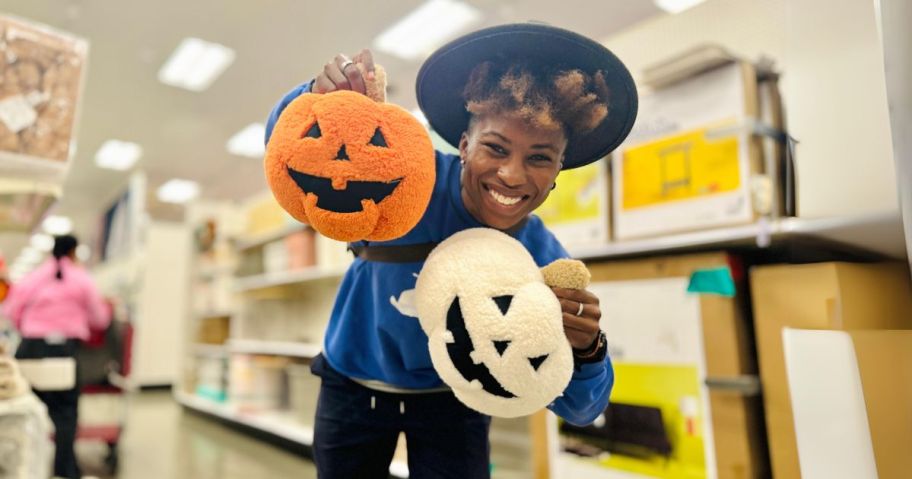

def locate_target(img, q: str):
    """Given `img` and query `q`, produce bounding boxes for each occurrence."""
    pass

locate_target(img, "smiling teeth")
[490,189,522,206]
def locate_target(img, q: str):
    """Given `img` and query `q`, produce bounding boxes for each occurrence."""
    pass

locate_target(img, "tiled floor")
[77,391,318,479]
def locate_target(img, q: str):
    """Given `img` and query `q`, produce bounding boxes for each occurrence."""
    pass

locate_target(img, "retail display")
[0,15,87,164]
[0,393,53,479]
[751,262,912,479]
[566,252,766,479]
[612,45,789,240]
[264,65,436,242]
[415,228,577,418]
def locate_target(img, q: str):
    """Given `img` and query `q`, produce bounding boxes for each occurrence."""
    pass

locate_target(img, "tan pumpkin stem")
[355,63,388,103]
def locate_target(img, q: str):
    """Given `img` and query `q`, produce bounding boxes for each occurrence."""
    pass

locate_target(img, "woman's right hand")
[313,49,376,95]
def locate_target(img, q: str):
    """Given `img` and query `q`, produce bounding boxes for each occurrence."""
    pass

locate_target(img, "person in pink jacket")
[4,234,111,479]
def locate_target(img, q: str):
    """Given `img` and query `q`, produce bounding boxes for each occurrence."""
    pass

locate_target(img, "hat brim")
[416,23,638,170]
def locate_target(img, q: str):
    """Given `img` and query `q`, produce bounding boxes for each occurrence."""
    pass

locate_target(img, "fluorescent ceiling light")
[17,247,44,264]
[410,108,429,129]
[654,0,707,14]
[30,233,54,252]
[158,37,236,91]
[42,215,72,235]
[227,123,266,158]
[374,0,481,60]
[95,139,142,170]
[157,178,200,204]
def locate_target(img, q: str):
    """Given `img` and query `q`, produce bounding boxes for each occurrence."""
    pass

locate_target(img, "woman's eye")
[530,155,553,163]
[484,143,507,155]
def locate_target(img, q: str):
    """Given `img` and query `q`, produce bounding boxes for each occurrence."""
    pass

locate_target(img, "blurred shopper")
[3,234,111,479]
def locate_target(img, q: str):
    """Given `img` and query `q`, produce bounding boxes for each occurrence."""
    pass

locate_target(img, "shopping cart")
[75,318,134,473]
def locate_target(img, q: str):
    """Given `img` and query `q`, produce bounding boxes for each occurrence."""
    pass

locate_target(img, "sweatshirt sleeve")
[82,274,111,332]
[264,80,314,146]
[548,355,614,426]
[523,219,615,425]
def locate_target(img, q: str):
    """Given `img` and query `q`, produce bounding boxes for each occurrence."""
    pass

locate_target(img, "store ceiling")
[1,0,661,257]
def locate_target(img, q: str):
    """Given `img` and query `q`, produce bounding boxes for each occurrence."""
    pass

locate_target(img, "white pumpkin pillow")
[415,228,588,418]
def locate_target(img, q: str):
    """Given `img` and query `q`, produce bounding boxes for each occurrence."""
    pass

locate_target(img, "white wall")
[602,0,897,218]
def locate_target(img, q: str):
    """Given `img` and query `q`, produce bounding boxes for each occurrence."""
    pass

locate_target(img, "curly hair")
[462,61,610,138]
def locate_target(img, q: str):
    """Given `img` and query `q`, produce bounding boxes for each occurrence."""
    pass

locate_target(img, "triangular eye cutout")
[303,122,321,139]
[492,295,513,315]
[369,127,387,147]
[529,354,549,371]
[493,340,510,357]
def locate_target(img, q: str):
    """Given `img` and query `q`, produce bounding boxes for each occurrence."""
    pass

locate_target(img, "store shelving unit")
[226,339,321,358]
[176,388,411,477]
[568,211,906,261]
[233,267,346,292]
[234,223,310,251]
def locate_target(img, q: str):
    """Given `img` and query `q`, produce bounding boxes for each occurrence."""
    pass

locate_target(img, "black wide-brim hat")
[416,23,638,170]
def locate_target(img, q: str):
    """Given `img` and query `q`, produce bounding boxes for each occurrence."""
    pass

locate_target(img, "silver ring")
[340,60,354,71]
[576,302,584,317]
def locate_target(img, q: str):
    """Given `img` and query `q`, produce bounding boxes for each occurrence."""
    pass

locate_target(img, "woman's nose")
[497,156,525,187]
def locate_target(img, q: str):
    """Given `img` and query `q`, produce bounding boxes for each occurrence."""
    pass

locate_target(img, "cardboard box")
[613,46,786,240]
[537,158,611,246]
[196,316,230,345]
[285,229,316,269]
[783,329,912,479]
[0,15,87,165]
[578,252,766,478]
[750,262,912,479]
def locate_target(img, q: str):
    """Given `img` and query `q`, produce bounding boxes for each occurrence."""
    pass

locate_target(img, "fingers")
[324,55,351,90]
[562,313,600,349]
[557,297,596,318]
[551,287,600,306]
[353,48,375,80]
[313,49,374,95]
[336,54,367,94]
[313,75,336,94]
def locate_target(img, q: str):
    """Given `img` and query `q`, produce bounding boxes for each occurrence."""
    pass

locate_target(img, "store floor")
[76,391,318,479]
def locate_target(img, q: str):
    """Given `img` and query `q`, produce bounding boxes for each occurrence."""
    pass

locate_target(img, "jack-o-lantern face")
[265,90,435,242]
[415,228,573,418]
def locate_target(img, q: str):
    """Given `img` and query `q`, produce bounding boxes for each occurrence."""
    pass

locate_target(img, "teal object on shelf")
[196,385,228,403]
[687,267,736,297]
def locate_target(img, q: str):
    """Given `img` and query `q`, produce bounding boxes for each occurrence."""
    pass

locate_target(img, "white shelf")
[193,344,229,357]
[234,223,310,251]
[567,211,906,261]
[227,339,321,358]
[196,310,233,319]
[234,267,345,292]
[175,392,409,477]
[0,152,70,184]
[197,263,236,278]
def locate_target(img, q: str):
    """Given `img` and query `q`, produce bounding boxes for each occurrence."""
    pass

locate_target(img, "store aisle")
[77,391,318,479]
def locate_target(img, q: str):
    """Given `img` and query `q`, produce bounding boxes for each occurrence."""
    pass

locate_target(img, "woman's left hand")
[551,287,602,349]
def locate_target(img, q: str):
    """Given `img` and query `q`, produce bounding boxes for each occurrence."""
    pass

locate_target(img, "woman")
[264,23,637,479]
[4,234,111,479]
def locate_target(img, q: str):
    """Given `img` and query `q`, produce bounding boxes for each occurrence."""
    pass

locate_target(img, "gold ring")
[576,302,584,317]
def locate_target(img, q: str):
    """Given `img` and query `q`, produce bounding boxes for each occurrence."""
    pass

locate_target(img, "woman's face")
[459,114,566,230]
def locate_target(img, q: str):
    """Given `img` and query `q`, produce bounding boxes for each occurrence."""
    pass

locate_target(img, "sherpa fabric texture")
[264,89,435,242]
[415,228,573,418]
[541,259,591,290]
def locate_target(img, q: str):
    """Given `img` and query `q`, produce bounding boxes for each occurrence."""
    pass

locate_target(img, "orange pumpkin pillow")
[265,89,435,242]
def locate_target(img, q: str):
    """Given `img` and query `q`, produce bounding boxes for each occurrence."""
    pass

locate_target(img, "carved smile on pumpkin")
[446,295,551,399]
[286,167,402,214]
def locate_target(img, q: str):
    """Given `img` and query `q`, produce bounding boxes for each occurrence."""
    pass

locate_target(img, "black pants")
[311,354,491,479]
[16,338,81,479]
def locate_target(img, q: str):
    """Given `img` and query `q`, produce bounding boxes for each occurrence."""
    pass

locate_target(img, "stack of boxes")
[0,15,88,231]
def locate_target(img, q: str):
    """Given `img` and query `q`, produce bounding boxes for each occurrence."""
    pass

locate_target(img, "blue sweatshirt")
[265,82,613,425]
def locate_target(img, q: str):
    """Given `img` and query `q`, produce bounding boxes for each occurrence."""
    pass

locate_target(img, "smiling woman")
[262,22,636,479]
